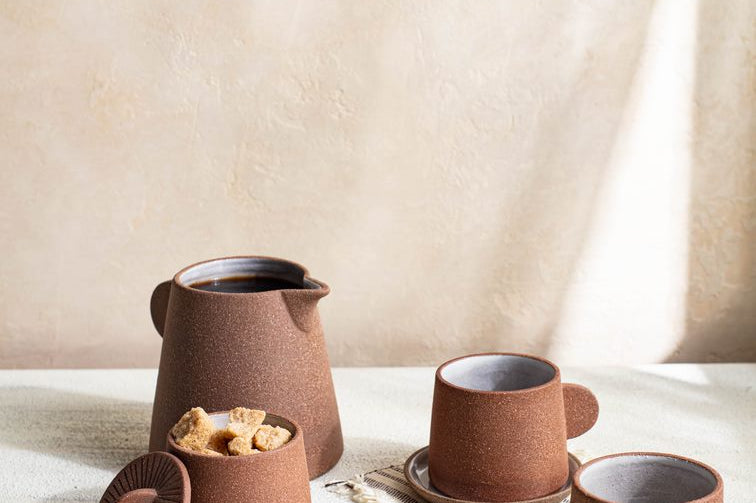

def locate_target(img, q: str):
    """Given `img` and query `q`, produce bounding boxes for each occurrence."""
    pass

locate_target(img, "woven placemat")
[326,465,570,503]
[327,465,422,503]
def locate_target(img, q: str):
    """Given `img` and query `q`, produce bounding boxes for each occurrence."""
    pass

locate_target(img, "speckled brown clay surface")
[428,353,599,502]
[166,412,311,503]
[562,383,600,439]
[405,446,582,503]
[149,256,343,479]
[99,451,190,503]
[571,452,723,503]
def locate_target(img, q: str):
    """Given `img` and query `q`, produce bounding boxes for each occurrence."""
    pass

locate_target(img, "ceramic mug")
[428,353,599,502]
[571,452,723,503]
[166,411,311,503]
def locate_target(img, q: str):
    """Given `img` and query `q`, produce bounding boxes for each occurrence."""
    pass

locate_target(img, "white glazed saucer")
[403,446,581,503]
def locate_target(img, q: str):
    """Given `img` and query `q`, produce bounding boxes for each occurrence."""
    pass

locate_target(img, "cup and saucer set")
[403,352,722,503]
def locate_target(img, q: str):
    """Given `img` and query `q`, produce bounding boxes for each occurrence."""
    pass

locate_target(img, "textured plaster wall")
[0,1,754,368]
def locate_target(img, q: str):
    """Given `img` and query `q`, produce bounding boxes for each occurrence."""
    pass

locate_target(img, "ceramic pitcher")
[148,256,343,479]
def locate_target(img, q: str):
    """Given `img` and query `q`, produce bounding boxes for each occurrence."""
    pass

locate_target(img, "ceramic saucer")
[403,447,581,503]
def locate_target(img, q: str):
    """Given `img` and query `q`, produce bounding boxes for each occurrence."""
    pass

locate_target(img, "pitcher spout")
[281,277,329,332]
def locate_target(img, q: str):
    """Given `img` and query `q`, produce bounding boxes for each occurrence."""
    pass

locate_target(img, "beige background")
[0,1,754,368]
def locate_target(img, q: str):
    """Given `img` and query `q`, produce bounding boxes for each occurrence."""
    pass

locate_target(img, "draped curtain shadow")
[669,0,756,362]
[333,1,657,364]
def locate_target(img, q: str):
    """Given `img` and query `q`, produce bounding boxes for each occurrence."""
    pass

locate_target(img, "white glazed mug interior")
[439,354,556,392]
[577,454,720,503]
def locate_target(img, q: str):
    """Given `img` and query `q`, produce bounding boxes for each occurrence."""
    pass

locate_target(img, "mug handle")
[562,383,599,438]
[150,280,172,337]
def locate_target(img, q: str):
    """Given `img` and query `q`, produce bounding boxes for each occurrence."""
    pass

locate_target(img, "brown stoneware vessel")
[571,452,723,503]
[428,352,599,502]
[165,411,311,503]
[149,256,343,478]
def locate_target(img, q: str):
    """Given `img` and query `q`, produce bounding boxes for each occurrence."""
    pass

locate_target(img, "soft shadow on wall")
[329,1,658,366]
[545,0,695,364]
[542,0,756,365]
[0,1,752,368]
[668,0,756,362]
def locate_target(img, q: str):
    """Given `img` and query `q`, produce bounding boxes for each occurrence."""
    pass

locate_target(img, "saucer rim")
[403,446,581,503]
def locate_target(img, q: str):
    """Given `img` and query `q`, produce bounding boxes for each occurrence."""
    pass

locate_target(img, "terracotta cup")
[428,352,599,502]
[166,411,311,503]
[571,452,723,503]
[149,256,343,479]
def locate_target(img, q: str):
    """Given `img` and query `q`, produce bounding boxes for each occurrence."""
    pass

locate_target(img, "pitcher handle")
[150,281,172,337]
[562,383,599,438]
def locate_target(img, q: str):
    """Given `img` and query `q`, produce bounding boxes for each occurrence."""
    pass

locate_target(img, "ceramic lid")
[99,452,190,503]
